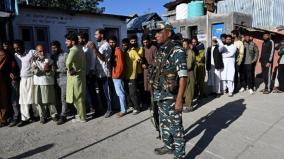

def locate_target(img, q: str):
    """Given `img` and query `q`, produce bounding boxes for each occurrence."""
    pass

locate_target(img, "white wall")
[13,8,127,51]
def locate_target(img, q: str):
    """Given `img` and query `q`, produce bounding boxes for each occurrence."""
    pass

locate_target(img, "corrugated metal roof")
[252,0,272,28]
[272,0,284,27]
[127,13,162,31]
[217,0,284,29]
[234,0,253,15]
[217,0,234,13]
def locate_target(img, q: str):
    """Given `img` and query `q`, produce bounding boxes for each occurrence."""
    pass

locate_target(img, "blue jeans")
[113,79,126,113]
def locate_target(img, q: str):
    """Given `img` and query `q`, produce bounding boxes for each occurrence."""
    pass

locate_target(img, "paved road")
[0,90,284,159]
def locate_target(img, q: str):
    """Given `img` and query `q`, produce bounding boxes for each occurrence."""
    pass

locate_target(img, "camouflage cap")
[143,20,173,31]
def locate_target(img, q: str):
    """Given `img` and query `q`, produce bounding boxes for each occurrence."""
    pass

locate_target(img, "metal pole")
[206,12,209,48]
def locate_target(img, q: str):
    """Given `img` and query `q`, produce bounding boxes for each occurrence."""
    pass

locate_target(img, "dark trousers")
[55,83,67,117]
[241,64,254,90]
[279,64,284,91]
[234,64,243,92]
[261,63,273,91]
[195,65,205,97]
[125,79,140,111]
[97,77,112,112]
[137,73,149,107]
[252,62,257,89]
[11,81,20,121]
[86,75,96,113]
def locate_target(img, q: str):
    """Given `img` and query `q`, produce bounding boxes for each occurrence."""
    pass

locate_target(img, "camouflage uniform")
[152,40,188,158]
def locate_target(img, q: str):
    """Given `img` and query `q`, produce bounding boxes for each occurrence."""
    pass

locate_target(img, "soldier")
[148,21,187,159]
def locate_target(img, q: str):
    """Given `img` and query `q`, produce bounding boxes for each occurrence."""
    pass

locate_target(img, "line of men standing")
[0,28,162,127]
[181,30,284,114]
[205,30,284,97]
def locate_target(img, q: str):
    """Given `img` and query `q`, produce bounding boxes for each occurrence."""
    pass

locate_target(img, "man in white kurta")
[221,35,237,97]
[32,44,58,124]
[13,41,38,127]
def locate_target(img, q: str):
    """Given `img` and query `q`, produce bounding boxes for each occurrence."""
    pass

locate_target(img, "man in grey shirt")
[240,33,259,94]
[51,41,68,125]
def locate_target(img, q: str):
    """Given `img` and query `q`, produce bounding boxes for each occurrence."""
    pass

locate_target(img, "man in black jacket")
[206,37,224,95]
[260,32,275,94]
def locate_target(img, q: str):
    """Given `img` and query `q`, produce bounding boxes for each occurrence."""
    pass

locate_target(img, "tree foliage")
[20,0,105,13]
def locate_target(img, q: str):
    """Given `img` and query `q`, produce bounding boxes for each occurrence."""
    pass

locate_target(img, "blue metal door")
[212,23,225,39]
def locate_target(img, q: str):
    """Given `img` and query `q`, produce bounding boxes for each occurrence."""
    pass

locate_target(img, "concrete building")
[172,12,252,46]
[163,0,284,77]
[163,0,252,47]
[0,0,18,43]
[12,5,129,51]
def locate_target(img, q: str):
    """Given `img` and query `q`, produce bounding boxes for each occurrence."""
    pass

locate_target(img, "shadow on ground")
[8,144,54,159]
[58,117,150,159]
[184,99,246,159]
[193,95,217,111]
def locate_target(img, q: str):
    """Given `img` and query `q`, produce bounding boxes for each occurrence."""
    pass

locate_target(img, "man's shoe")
[263,90,270,94]
[273,88,282,93]
[89,108,96,114]
[17,121,29,127]
[133,110,140,115]
[183,107,193,113]
[260,89,266,92]
[198,95,208,100]
[0,122,8,127]
[249,89,255,95]
[71,118,86,123]
[228,92,233,97]
[52,116,59,122]
[116,112,126,118]
[154,146,173,155]
[104,111,112,118]
[57,116,67,125]
[239,87,245,92]
[40,118,48,124]
[156,135,161,140]
[30,117,40,123]
[9,120,19,127]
